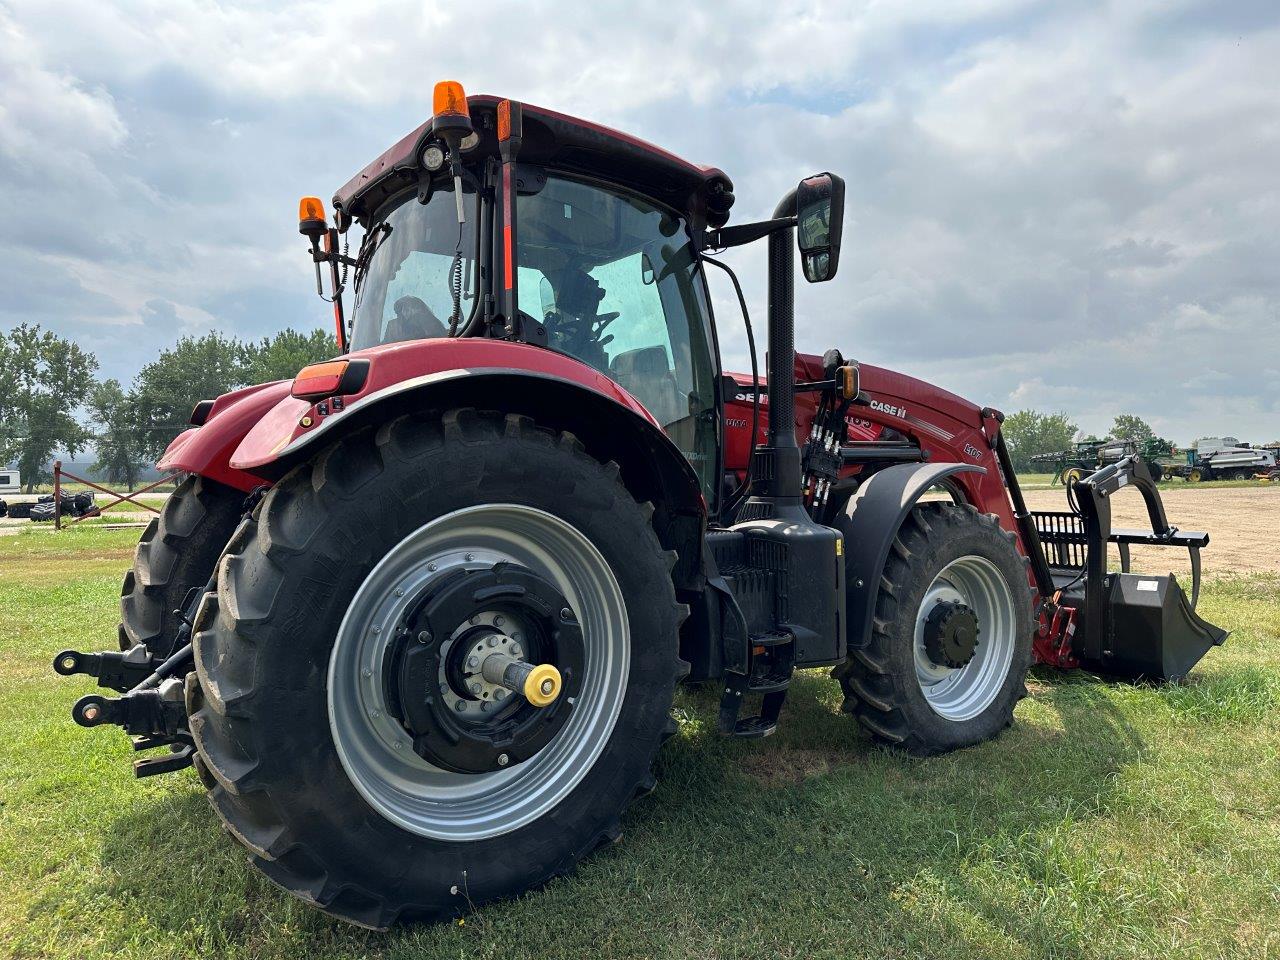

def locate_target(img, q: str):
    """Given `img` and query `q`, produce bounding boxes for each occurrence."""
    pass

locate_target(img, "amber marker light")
[291,358,370,401]
[298,196,327,240]
[432,81,468,124]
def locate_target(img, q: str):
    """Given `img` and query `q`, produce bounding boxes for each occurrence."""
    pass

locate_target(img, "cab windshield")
[515,175,720,501]
[349,180,479,351]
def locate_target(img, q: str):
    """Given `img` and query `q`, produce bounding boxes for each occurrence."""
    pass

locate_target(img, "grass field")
[2,527,1278,959]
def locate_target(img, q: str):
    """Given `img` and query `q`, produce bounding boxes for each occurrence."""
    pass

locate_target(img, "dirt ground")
[1023,483,1279,578]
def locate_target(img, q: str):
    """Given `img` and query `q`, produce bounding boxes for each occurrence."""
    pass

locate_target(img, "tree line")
[1001,410,1280,473]
[3,322,1272,491]
[1000,411,1156,473]
[0,323,335,491]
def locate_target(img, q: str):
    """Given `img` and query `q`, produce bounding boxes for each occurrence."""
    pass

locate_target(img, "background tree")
[88,379,146,490]
[241,328,335,384]
[1111,413,1154,442]
[132,332,247,461]
[0,323,98,490]
[1002,410,1079,472]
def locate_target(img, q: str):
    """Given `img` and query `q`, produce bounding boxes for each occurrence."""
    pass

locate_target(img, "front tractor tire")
[119,474,244,656]
[187,409,687,927]
[834,503,1033,756]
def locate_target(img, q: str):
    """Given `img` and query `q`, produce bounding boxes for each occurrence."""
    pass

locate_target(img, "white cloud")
[1,0,1278,442]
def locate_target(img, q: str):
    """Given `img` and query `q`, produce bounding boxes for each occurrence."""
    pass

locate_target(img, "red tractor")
[55,83,1227,928]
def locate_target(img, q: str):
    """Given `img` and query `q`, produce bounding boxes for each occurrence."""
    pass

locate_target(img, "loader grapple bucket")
[1089,572,1227,681]
[1030,457,1228,681]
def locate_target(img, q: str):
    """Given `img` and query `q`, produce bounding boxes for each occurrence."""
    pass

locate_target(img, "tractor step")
[731,715,780,739]
[746,671,791,694]
[750,631,792,648]
[717,630,795,737]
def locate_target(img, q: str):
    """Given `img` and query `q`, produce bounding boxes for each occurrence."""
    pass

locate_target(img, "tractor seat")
[610,346,682,427]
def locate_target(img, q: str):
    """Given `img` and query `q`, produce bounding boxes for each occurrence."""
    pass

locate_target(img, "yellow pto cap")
[523,663,562,707]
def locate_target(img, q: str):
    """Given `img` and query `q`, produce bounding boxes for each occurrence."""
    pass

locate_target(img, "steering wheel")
[386,296,447,343]
[544,309,619,366]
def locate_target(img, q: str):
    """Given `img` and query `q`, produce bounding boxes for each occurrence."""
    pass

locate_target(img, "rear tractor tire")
[187,409,687,927]
[833,503,1034,756]
[119,474,244,657]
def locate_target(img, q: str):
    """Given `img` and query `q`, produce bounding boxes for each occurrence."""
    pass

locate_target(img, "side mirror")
[795,173,845,283]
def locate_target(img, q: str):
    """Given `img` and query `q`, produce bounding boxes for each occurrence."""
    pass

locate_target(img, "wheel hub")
[458,630,526,705]
[386,561,583,774]
[923,600,980,669]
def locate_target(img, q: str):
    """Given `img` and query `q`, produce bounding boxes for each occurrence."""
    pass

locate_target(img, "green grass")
[2,528,1279,959]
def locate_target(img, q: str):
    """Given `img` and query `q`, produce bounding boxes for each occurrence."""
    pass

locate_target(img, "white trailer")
[0,468,20,495]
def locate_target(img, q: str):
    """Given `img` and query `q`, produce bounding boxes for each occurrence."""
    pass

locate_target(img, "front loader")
[53,83,1227,928]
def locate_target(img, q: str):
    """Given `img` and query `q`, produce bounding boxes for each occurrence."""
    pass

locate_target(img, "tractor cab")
[316,88,737,501]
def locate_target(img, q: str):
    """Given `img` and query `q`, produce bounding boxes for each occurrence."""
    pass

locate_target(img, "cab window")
[516,176,720,501]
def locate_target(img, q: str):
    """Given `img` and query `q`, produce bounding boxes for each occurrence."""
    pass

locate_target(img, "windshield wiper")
[353,223,393,288]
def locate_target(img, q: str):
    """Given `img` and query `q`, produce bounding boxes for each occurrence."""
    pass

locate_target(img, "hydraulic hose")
[700,253,759,520]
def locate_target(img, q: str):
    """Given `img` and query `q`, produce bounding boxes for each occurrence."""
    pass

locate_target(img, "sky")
[1,0,1278,444]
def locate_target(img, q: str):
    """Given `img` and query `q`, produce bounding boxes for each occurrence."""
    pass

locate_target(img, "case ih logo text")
[869,400,907,419]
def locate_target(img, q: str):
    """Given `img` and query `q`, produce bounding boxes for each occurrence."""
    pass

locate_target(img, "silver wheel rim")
[913,555,1017,721]
[328,504,629,841]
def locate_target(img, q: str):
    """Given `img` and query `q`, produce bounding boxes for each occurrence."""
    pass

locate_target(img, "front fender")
[230,339,662,470]
[832,462,985,649]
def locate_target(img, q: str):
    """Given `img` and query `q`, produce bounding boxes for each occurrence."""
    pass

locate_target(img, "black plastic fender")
[831,462,985,650]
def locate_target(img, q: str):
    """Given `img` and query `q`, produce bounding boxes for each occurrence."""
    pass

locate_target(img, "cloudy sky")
[2,0,1277,442]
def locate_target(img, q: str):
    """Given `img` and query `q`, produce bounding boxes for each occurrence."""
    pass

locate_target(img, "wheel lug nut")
[494,615,504,627]
[467,656,479,669]
[465,553,475,562]
[560,607,573,621]
[417,630,432,645]
[487,636,497,648]
[362,668,372,678]
[428,562,438,572]
[454,701,467,712]
[497,753,509,767]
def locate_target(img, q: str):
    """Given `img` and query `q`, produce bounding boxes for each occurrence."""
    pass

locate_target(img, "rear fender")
[230,340,708,589]
[832,462,985,649]
[157,381,291,492]
[230,339,661,470]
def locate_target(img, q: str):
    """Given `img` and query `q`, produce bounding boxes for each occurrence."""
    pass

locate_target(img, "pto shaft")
[480,653,562,707]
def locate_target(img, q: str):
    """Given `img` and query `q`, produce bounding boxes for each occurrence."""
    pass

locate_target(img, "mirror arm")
[703,215,796,251]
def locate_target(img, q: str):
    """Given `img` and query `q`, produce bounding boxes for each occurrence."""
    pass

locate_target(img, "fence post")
[53,460,62,531]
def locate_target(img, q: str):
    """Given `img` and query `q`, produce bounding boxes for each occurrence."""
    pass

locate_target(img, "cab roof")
[332,94,735,229]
